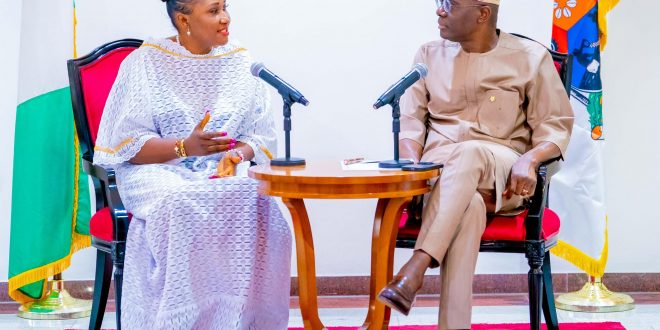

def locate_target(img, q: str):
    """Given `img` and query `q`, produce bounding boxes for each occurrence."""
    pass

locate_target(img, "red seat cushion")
[482,209,560,241]
[398,208,560,242]
[89,207,132,242]
[398,210,423,240]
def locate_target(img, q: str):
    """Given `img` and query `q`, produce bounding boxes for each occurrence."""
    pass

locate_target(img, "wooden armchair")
[67,38,143,330]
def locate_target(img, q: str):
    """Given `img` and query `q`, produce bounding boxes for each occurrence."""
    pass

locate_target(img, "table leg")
[361,197,411,329]
[282,198,325,330]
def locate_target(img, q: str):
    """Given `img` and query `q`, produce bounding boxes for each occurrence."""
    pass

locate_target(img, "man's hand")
[503,141,562,199]
[503,158,537,199]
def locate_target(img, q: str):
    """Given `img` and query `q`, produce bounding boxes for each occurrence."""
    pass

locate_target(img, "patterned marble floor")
[1,295,659,329]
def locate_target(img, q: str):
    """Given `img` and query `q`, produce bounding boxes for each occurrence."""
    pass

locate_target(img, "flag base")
[17,277,91,320]
[556,276,635,313]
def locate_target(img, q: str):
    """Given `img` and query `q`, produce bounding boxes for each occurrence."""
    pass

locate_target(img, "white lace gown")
[94,38,292,329]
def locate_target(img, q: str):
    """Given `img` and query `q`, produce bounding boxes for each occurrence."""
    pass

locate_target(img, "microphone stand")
[271,96,306,166]
[379,97,413,169]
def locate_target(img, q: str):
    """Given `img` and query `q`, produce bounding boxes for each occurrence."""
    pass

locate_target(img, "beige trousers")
[415,140,523,329]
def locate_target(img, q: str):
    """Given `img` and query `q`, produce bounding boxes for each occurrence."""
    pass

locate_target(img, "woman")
[93,0,292,328]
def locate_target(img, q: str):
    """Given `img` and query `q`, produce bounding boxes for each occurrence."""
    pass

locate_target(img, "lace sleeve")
[236,79,277,164]
[93,51,160,167]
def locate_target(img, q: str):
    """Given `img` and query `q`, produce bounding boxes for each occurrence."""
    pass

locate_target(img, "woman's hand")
[184,112,236,156]
[212,152,243,178]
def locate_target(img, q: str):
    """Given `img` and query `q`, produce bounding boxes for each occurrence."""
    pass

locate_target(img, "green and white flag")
[9,0,91,304]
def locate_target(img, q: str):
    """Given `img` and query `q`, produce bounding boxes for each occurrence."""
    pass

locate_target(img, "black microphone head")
[250,62,265,77]
[414,63,429,78]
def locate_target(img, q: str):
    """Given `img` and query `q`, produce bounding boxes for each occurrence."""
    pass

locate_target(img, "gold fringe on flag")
[598,0,619,51]
[551,217,609,278]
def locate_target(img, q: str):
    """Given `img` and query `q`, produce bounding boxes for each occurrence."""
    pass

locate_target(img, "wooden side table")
[249,160,439,329]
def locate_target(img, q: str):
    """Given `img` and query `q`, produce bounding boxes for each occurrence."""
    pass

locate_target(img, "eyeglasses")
[435,0,485,14]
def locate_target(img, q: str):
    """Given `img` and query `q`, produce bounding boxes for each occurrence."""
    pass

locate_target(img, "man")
[377,0,574,328]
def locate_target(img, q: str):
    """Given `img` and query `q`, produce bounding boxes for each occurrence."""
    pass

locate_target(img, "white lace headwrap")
[93,38,276,168]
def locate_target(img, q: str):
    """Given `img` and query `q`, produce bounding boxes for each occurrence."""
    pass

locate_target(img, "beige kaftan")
[399,31,573,328]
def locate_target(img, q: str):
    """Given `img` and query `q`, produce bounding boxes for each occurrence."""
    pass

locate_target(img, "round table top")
[248,160,439,185]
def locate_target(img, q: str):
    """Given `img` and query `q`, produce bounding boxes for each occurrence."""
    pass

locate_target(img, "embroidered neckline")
[141,38,247,60]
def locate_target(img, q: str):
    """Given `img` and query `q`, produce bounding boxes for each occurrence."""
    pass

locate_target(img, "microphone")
[251,62,310,106]
[373,63,428,109]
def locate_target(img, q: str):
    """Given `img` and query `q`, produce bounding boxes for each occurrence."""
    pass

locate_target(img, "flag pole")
[17,1,93,320]
[556,276,634,312]
[17,274,92,319]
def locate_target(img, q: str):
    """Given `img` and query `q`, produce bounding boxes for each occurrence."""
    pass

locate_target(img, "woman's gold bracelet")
[174,139,188,158]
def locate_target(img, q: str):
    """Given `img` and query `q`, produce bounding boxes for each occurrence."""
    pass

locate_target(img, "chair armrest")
[82,158,107,213]
[82,158,130,241]
[82,157,109,181]
[82,159,125,210]
[540,156,562,179]
[524,157,561,241]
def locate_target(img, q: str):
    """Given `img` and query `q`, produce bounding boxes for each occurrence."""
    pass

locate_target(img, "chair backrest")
[68,39,143,162]
[510,33,573,95]
[550,50,572,96]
